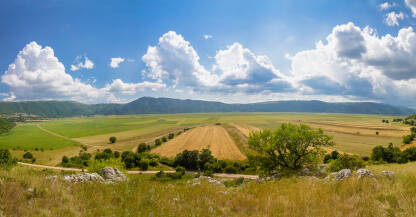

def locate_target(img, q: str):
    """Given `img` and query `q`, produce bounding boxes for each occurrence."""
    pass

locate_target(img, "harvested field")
[152,125,246,160]
[229,123,260,137]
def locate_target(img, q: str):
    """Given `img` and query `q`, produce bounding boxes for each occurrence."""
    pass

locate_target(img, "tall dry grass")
[1,166,416,217]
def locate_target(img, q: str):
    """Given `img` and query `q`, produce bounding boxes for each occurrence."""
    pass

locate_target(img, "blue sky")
[1,0,416,108]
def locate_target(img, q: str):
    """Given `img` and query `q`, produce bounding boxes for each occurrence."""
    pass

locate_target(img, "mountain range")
[0,97,414,118]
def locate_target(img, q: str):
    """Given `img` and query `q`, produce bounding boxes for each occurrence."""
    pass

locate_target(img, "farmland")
[152,125,246,160]
[0,113,410,165]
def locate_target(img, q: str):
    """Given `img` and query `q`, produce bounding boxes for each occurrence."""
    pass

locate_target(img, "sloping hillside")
[0,97,413,118]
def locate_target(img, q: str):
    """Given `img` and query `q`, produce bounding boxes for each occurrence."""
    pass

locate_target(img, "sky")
[1,0,416,108]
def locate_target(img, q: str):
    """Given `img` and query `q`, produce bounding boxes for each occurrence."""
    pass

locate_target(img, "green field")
[0,124,79,150]
[1,113,410,164]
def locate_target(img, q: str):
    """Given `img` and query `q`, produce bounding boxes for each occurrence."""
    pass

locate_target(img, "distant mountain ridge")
[0,97,414,118]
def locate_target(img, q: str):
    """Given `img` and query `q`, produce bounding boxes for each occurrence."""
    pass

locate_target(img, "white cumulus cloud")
[290,22,416,106]
[203,34,213,40]
[379,2,394,10]
[405,0,416,17]
[110,57,125,68]
[70,55,94,71]
[384,11,405,26]
[1,42,165,102]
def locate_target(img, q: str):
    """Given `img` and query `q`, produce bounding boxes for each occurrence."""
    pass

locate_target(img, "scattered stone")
[324,172,337,180]
[99,167,127,182]
[356,169,374,179]
[299,168,311,176]
[187,175,223,186]
[381,170,395,178]
[46,175,58,182]
[335,169,351,181]
[64,173,105,183]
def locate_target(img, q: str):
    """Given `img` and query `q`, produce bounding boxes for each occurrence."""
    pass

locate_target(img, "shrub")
[88,158,125,174]
[149,158,159,167]
[62,156,69,164]
[361,156,370,161]
[121,151,137,169]
[224,165,238,174]
[114,151,120,158]
[371,144,401,163]
[139,159,149,171]
[168,133,174,139]
[224,177,245,187]
[162,137,167,142]
[0,149,17,169]
[323,151,339,163]
[411,127,416,134]
[401,147,416,163]
[327,154,365,172]
[376,131,379,135]
[154,139,162,146]
[174,150,199,170]
[137,143,150,153]
[23,152,33,159]
[403,135,413,144]
[109,136,117,144]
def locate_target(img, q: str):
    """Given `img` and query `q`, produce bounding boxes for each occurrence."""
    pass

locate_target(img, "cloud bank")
[2,22,416,107]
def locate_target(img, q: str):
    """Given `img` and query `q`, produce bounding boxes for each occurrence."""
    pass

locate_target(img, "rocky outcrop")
[99,167,127,182]
[334,169,352,181]
[356,169,374,179]
[64,167,127,183]
[64,173,105,183]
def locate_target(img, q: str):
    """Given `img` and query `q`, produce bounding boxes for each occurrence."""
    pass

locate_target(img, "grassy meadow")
[1,164,416,217]
[0,113,410,165]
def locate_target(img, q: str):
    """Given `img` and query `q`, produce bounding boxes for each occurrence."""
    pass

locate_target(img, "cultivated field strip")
[152,125,247,160]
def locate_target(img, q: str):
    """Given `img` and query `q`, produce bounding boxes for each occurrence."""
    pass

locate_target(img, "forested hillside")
[0,97,413,118]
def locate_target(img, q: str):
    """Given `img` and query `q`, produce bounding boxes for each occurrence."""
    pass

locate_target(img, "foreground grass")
[1,165,416,217]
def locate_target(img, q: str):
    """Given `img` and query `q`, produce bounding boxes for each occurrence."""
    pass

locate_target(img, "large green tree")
[248,123,334,175]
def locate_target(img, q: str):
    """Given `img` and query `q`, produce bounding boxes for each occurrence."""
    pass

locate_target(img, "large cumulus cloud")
[142,31,294,94]
[290,22,416,106]
[1,42,164,102]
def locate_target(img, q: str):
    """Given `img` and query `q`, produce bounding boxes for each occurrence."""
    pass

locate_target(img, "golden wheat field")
[152,125,247,160]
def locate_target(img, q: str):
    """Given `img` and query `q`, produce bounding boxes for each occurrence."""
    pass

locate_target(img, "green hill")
[0,97,413,118]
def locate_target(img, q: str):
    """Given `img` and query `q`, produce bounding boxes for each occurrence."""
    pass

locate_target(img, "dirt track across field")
[152,125,246,160]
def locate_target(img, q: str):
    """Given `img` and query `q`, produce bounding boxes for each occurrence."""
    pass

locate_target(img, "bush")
[162,137,167,142]
[327,154,365,172]
[403,135,414,144]
[154,139,162,146]
[0,149,17,169]
[323,151,339,163]
[137,143,150,153]
[401,147,416,163]
[149,158,159,167]
[411,127,416,134]
[371,144,401,163]
[168,133,174,139]
[224,165,238,174]
[109,136,117,144]
[23,152,33,159]
[174,150,199,170]
[139,159,149,171]
[114,151,120,158]
[121,151,137,169]
[62,156,69,164]
[61,152,91,168]
[88,158,125,174]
